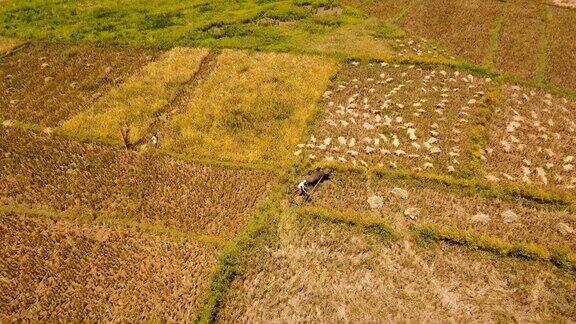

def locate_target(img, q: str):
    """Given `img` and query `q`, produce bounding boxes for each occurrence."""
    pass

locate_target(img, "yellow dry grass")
[164,49,337,166]
[0,36,22,55]
[61,47,208,143]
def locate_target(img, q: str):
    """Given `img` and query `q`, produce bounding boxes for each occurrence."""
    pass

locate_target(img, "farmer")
[151,133,159,146]
[297,179,309,197]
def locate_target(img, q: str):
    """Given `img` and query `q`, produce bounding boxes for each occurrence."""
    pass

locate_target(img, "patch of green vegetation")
[369,20,406,39]
[483,10,505,67]
[0,0,362,51]
[298,206,396,239]
[535,5,551,84]
[459,81,501,178]
[416,226,576,271]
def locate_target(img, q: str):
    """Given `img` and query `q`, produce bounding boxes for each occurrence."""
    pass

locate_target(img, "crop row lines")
[0,204,227,248]
[297,206,576,271]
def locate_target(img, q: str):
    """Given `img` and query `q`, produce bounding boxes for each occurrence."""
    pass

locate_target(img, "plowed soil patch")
[0,211,219,322]
[0,127,274,238]
[219,215,576,322]
[308,172,576,250]
[0,42,158,126]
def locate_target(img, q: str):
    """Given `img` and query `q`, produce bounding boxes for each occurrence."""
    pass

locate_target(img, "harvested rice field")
[0,43,158,126]
[219,215,576,322]
[296,61,491,174]
[307,171,576,251]
[482,84,576,190]
[0,211,219,322]
[546,6,576,90]
[0,127,274,238]
[398,0,504,64]
[164,50,337,165]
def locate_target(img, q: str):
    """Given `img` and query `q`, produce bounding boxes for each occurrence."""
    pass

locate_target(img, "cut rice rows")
[0,43,158,126]
[0,127,274,238]
[482,84,576,190]
[296,61,491,175]
[219,215,576,322]
[0,211,219,322]
[307,171,576,251]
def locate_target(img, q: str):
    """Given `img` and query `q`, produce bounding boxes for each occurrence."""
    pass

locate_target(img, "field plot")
[0,43,158,126]
[307,172,576,250]
[0,127,274,238]
[482,84,576,190]
[341,0,414,20]
[219,215,576,322]
[0,211,219,322]
[547,6,576,90]
[398,0,504,64]
[0,36,22,55]
[494,1,544,79]
[165,50,337,165]
[296,62,491,174]
[62,47,208,144]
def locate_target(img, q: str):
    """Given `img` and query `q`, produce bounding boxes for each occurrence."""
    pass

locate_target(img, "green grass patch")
[298,206,396,239]
[459,81,502,178]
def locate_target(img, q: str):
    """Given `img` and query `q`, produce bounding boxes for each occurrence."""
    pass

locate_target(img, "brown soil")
[219,215,576,322]
[0,127,274,238]
[0,211,219,322]
[308,171,576,250]
[298,62,490,174]
[482,84,576,190]
[0,42,158,126]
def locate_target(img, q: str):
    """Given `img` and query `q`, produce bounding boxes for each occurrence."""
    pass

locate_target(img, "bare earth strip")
[219,215,576,322]
[308,172,576,250]
[0,127,274,238]
[62,47,209,144]
[0,211,219,322]
[0,43,158,127]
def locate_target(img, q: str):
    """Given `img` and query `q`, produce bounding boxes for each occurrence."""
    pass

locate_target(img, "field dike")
[298,207,576,271]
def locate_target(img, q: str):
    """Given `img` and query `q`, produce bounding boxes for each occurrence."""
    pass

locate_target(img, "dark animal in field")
[304,170,331,186]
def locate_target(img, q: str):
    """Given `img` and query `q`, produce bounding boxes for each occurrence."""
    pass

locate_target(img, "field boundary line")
[297,206,396,239]
[310,162,576,208]
[535,4,551,84]
[459,80,502,178]
[416,225,576,271]
[0,204,227,248]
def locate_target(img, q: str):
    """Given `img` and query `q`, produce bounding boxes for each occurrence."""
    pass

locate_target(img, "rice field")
[307,171,576,250]
[218,214,576,322]
[296,61,491,174]
[62,47,208,144]
[0,127,274,238]
[0,211,219,322]
[482,84,576,190]
[546,6,576,90]
[164,49,337,165]
[0,43,158,126]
